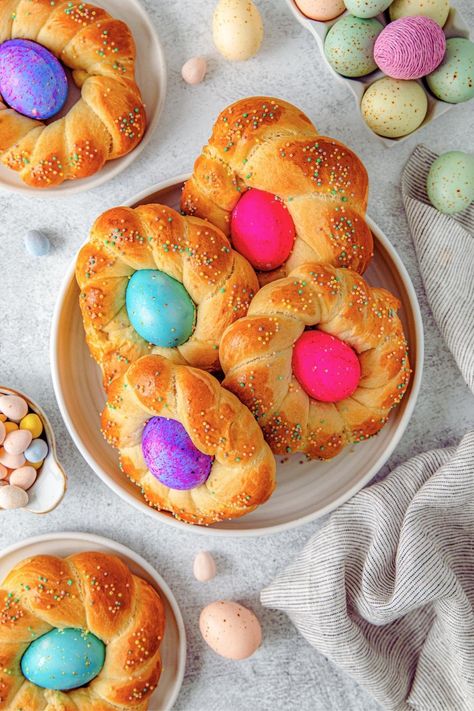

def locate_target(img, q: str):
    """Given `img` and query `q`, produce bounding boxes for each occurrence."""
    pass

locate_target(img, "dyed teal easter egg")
[426,38,474,103]
[126,269,196,348]
[324,15,383,77]
[427,151,474,214]
[21,628,105,691]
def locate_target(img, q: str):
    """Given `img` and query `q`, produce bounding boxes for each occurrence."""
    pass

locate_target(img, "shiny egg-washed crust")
[181,96,373,283]
[220,263,411,460]
[0,551,165,710]
[101,354,276,525]
[76,204,259,391]
[0,0,146,187]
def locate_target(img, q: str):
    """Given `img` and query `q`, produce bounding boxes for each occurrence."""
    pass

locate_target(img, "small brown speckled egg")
[389,0,450,27]
[324,15,383,77]
[199,600,262,659]
[361,77,428,137]
[295,0,345,21]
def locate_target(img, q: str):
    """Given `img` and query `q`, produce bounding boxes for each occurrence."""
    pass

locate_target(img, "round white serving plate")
[0,531,186,710]
[0,0,166,196]
[51,174,424,537]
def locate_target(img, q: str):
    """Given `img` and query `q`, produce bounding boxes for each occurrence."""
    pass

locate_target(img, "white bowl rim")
[50,173,424,537]
[0,530,187,711]
[0,0,167,198]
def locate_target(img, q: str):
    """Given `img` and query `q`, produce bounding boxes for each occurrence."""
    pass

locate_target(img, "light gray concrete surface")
[1,1,474,709]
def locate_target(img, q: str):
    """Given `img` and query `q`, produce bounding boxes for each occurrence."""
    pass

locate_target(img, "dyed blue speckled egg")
[21,627,105,691]
[0,39,68,119]
[126,269,196,348]
[142,416,213,490]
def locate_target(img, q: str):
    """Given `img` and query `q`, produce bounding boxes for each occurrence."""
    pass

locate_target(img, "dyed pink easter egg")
[374,17,446,80]
[292,330,361,402]
[230,189,296,271]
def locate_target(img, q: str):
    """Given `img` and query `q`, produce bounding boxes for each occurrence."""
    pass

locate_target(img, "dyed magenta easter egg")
[230,189,295,271]
[0,39,68,119]
[142,416,213,490]
[292,331,361,402]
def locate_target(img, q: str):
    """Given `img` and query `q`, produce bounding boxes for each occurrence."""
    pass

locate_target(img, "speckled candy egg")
[142,416,213,490]
[21,628,105,690]
[213,0,264,61]
[200,601,262,659]
[361,77,428,137]
[427,151,474,214]
[294,0,346,21]
[344,0,392,19]
[0,39,68,120]
[426,38,474,104]
[389,0,450,27]
[324,15,383,77]
[126,269,196,348]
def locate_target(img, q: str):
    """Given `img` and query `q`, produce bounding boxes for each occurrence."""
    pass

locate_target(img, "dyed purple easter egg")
[142,416,213,490]
[0,39,68,119]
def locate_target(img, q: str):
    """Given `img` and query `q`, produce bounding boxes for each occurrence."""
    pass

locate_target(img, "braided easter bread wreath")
[0,551,165,709]
[181,96,373,282]
[0,0,146,187]
[101,354,276,525]
[76,203,259,390]
[219,263,411,460]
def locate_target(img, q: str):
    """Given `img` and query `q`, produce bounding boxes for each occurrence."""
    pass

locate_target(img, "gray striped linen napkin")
[261,145,474,711]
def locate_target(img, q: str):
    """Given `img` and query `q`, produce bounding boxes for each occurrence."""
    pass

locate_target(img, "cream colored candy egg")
[182,57,208,84]
[361,77,428,137]
[213,0,264,61]
[9,466,37,490]
[3,428,32,455]
[389,0,450,27]
[193,551,217,582]
[0,449,25,470]
[295,0,345,21]
[200,600,262,659]
[0,484,29,510]
[0,395,28,422]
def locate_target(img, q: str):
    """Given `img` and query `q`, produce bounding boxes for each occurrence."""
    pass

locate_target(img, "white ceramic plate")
[285,1,470,146]
[0,0,166,196]
[51,174,424,537]
[0,531,186,711]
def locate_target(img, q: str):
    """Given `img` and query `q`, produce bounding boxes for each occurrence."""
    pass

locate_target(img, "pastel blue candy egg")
[24,229,50,256]
[126,269,196,348]
[25,438,48,463]
[21,627,105,691]
[0,39,68,119]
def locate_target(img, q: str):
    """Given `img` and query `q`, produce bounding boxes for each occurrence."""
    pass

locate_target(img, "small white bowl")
[0,531,186,711]
[51,174,423,537]
[286,2,471,146]
[0,0,167,196]
[0,386,67,514]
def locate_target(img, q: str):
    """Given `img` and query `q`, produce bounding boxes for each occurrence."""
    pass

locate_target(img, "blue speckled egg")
[0,39,68,119]
[142,416,213,490]
[126,269,196,348]
[426,38,474,104]
[21,627,105,691]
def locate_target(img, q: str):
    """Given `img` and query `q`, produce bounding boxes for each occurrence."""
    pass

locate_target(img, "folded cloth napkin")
[262,145,474,711]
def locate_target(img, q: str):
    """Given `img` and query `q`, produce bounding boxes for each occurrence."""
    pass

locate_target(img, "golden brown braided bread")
[76,203,259,390]
[0,0,146,187]
[219,263,411,460]
[181,96,373,282]
[101,355,276,525]
[0,551,165,709]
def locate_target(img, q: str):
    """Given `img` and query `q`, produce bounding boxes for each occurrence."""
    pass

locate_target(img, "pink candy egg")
[3,428,32,455]
[0,394,28,422]
[374,16,446,80]
[230,189,296,271]
[182,56,207,84]
[292,330,361,402]
[193,551,217,582]
[9,466,37,490]
[0,449,26,470]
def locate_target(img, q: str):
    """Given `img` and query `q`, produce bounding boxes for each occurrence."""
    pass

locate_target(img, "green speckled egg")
[361,77,428,137]
[427,151,474,214]
[324,15,383,77]
[426,38,474,103]
[344,0,391,19]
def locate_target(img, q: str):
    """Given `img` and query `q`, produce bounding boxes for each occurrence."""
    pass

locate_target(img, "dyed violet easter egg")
[374,17,446,80]
[230,189,295,271]
[21,628,105,690]
[142,416,213,490]
[0,39,68,120]
[126,269,196,348]
[292,330,361,402]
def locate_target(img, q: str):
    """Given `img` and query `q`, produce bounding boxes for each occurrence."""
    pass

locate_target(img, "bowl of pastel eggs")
[0,387,67,513]
[287,0,474,143]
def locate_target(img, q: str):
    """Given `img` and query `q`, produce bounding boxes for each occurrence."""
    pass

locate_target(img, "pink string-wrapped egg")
[374,16,446,80]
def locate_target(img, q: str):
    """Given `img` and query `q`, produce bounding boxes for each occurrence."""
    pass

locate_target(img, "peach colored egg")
[0,484,29,509]
[0,464,9,480]
[9,466,37,490]
[199,601,262,659]
[3,428,32,455]
[193,551,217,582]
[0,449,25,470]
[182,57,208,84]
[295,0,346,21]
[0,395,28,422]
[0,420,5,445]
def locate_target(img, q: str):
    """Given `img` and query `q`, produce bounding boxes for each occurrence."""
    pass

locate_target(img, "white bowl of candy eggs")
[0,387,67,513]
